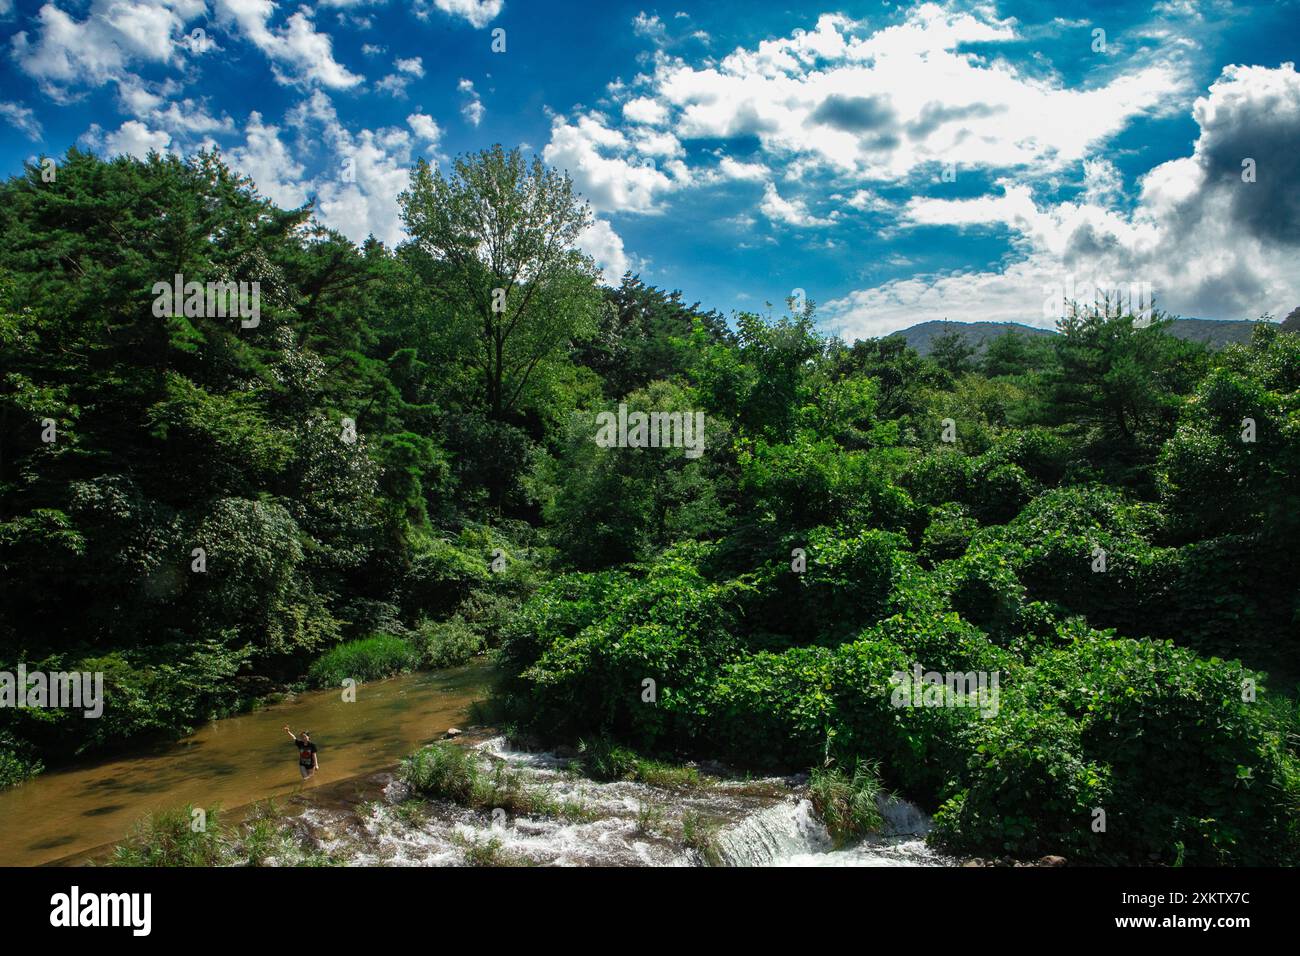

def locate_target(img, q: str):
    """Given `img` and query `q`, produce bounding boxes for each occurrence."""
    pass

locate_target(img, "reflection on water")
[0,663,494,866]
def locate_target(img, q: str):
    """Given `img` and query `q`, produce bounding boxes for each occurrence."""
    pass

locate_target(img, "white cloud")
[115,75,233,136]
[102,119,173,159]
[759,181,835,227]
[716,156,768,182]
[376,74,411,97]
[407,111,442,148]
[844,188,892,213]
[214,0,362,89]
[416,0,503,29]
[227,111,309,208]
[537,3,1191,230]
[824,62,1300,336]
[542,112,681,213]
[458,78,484,126]
[376,57,424,97]
[632,12,666,44]
[11,0,204,98]
[628,6,1186,180]
[576,218,630,285]
[395,56,424,77]
[0,101,43,140]
[623,96,668,125]
[281,90,414,245]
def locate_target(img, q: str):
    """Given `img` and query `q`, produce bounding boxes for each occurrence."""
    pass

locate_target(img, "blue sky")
[2,0,1298,337]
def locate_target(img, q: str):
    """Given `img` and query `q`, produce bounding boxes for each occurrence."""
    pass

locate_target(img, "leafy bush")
[401,539,489,618]
[0,729,42,789]
[931,707,1110,859]
[307,634,417,687]
[412,617,484,669]
[919,503,977,565]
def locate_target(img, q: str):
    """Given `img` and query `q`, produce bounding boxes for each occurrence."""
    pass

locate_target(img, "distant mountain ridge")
[888,317,1273,355]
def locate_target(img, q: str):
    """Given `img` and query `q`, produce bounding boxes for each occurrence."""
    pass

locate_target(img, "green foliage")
[306,634,417,687]
[3,142,1297,869]
[0,729,42,789]
[401,742,482,803]
[797,527,910,637]
[1046,309,1209,482]
[110,800,335,867]
[809,762,886,846]
[412,617,484,669]
[111,805,228,867]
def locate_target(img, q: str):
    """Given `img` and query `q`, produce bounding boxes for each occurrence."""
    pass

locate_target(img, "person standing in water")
[283,726,319,780]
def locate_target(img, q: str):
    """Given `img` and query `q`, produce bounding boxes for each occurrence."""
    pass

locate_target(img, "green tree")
[930,326,977,376]
[1047,307,1207,458]
[398,146,603,421]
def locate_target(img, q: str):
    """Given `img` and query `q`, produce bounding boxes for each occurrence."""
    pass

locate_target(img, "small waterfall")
[711,799,833,866]
[878,793,930,837]
[710,794,946,867]
[294,740,954,867]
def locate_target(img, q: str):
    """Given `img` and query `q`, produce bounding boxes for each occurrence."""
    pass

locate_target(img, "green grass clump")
[681,811,723,866]
[808,762,886,847]
[307,634,417,687]
[577,736,702,788]
[401,741,483,803]
[110,800,339,867]
[111,805,228,866]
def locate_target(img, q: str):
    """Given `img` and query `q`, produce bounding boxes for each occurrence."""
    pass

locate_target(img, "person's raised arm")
[283,725,297,740]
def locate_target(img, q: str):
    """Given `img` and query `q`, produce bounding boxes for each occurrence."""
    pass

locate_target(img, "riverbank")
[0,663,495,866]
[94,734,963,867]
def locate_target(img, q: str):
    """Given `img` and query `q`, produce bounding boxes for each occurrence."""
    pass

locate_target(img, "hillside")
[890,317,1271,355]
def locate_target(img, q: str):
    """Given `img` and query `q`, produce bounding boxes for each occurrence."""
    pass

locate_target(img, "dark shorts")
[299,763,314,778]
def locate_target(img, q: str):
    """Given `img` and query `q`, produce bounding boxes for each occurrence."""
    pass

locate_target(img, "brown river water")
[0,663,494,866]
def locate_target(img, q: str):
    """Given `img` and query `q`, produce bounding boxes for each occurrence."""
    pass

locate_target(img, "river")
[0,663,494,866]
[0,661,950,867]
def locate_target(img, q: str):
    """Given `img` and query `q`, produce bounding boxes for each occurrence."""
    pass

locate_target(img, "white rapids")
[289,737,953,867]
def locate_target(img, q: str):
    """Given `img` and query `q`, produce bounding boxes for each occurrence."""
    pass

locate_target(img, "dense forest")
[1,147,1297,865]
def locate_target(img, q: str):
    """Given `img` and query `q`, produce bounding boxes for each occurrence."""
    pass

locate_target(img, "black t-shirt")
[293,739,318,765]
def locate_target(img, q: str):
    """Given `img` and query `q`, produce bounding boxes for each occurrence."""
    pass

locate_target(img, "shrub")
[307,634,416,687]
[919,503,977,565]
[0,729,42,789]
[938,542,1025,638]
[412,617,484,669]
[111,805,228,867]
[401,742,482,803]
[1037,633,1300,865]
[798,527,910,638]
[401,539,489,618]
[578,735,639,781]
[931,706,1111,859]
[809,762,885,846]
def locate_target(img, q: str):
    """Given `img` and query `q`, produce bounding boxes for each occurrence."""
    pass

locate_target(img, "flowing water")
[290,736,952,867]
[0,663,494,866]
[0,659,951,867]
